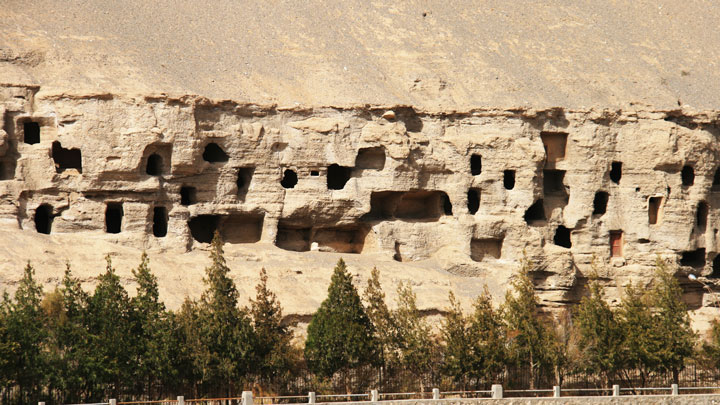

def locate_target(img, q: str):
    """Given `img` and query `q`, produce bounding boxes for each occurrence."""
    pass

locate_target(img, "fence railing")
[46,383,720,405]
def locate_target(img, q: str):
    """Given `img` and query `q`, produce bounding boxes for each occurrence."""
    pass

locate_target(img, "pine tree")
[617,282,659,387]
[54,264,92,403]
[440,292,473,389]
[441,288,505,390]
[0,263,48,403]
[86,255,136,399]
[363,267,395,377]
[467,287,505,386]
[574,274,625,385]
[196,232,255,395]
[502,257,548,389]
[131,252,175,396]
[649,258,696,384]
[305,259,378,388]
[393,282,433,391]
[250,268,293,387]
[173,298,205,396]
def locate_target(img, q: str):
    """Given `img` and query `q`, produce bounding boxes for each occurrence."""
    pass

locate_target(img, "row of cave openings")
[34,202,169,238]
[25,123,720,268]
[20,119,390,195]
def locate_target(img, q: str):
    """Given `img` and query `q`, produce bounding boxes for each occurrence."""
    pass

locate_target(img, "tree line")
[0,233,718,404]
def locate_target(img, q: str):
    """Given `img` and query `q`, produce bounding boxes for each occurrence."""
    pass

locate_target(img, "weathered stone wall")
[2,85,720,328]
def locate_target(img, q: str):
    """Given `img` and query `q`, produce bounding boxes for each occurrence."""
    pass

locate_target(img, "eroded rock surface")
[1,86,720,331]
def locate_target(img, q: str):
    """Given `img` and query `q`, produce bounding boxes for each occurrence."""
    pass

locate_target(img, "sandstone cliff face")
[1,85,719,330]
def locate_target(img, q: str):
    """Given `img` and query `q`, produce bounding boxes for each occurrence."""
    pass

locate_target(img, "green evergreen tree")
[392,282,433,391]
[0,263,48,404]
[250,268,293,387]
[502,257,548,389]
[617,282,658,387]
[56,263,93,402]
[86,256,136,399]
[196,232,256,395]
[440,292,473,389]
[466,287,506,386]
[173,298,205,396]
[574,274,625,385]
[131,253,175,396]
[363,267,396,378]
[649,258,696,383]
[305,259,378,389]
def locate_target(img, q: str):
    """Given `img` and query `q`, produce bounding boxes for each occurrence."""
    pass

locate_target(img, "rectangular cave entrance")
[470,154,482,175]
[221,213,263,243]
[180,186,197,206]
[188,213,263,244]
[275,222,311,252]
[697,201,709,233]
[34,204,53,234]
[366,190,451,221]
[152,207,168,237]
[312,226,368,253]
[648,196,663,225]
[593,191,608,215]
[681,248,706,269]
[23,121,40,144]
[236,167,254,200]
[540,132,568,164]
[471,238,503,261]
[105,202,123,234]
[610,161,622,184]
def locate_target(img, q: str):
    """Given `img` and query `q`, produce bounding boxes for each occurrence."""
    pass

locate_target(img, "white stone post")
[308,392,316,404]
[177,395,185,405]
[612,385,620,397]
[432,388,440,400]
[109,399,117,405]
[242,391,254,405]
[553,386,561,398]
[672,384,679,396]
[491,384,503,399]
[38,402,45,405]
[371,389,379,402]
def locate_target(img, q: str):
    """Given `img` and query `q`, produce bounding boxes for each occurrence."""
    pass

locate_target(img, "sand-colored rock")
[0,86,719,333]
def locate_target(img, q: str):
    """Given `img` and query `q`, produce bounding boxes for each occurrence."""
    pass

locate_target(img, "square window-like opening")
[23,122,40,144]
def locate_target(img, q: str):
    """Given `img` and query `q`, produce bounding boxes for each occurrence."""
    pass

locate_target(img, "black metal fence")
[6,360,720,405]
